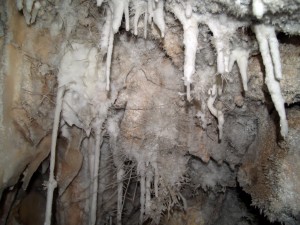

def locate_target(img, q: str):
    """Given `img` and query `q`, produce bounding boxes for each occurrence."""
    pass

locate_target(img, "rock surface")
[0,0,300,225]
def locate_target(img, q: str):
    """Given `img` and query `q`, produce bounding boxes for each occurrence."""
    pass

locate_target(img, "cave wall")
[0,0,300,225]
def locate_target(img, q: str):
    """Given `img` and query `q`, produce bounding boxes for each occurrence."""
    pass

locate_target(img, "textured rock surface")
[0,0,300,225]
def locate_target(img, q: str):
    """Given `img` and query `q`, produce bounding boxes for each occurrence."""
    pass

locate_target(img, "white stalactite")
[269,31,282,80]
[107,113,125,225]
[117,168,125,225]
[106,28,114,91]
[185,2,192,19]
[252,0,265,19]
[111,0,125,33]
[16,0,23,11]
[144,6,148,39]
[172,4,199,102]
[207,84,224,141]
[194,14,247,76]
[44,86,65,225]
[100,6,112,51]
[145,169,152,215]
[205,16,237,74]
[229,48,250,91]
[23,7,31,25]
[30,1,41,24]
[148,0,153,23]
[89,131,102,225]
[106,27,114,91]
[133,1,146,36]
[139,169,146,225]
[105,5,114,92]
[25,0,34,13]
[254,24,288,138]
[153,161,159,197]
[124,0,130,31]
[153,0,166,37]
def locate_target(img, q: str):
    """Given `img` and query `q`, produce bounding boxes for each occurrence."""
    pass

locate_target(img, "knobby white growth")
[207,84,224,141]
[44,86,65,225]
[252,0,265,19]
[172,4,199,101]
[229,48,250,91]
[254,24,288,138]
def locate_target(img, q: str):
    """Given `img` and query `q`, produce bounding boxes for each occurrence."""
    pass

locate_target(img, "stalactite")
[117,168,125,225]
[25,0,34,13]
[23,7,31,25]
[207,84,224,141]
[185,2,192,18]
[16,0,23,11]
[111,0,125,33]
[44,86,65,225]
[148,0,153,23]
[229,48,250,91]
[139,166,146,225]
[30,1,41,24]
[269,31,282,81]
[124,0,130,31]
[133,1,146,36]
[144,8,148,38]
[106,27,114,91]
[171,4,199,102]
[106,5,114,91]
[89,131,102,225]
[153,0,166,37]
[252,0,265,19]
[203,15,246,75]
[100,5,112,52]
[153,161,159,197]
[145,168,152,215]
[253,24,288,138]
